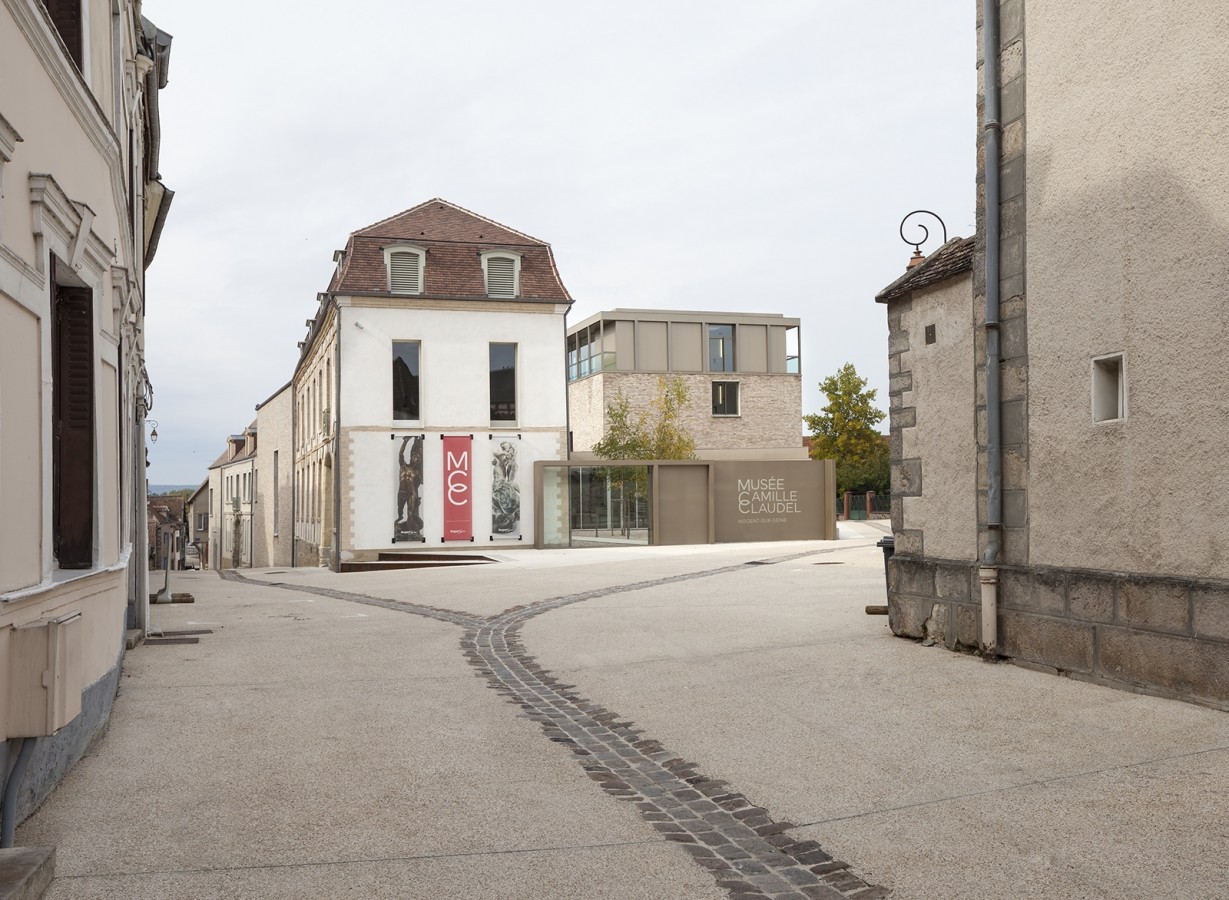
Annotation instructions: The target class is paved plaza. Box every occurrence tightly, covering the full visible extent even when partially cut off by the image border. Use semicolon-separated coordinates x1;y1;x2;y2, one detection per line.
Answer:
17;526;1229;899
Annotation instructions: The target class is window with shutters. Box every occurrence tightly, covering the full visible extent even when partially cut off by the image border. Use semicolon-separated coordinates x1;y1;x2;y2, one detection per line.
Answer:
481;252;521;298
383;245;425;295
51;261;95;569
41;0;83;71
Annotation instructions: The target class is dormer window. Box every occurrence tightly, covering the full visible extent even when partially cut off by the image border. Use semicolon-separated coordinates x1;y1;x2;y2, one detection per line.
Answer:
384;245;425;295
481;251;521;298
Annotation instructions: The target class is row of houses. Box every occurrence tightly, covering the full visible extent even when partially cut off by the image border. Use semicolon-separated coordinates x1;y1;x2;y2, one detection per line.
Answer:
187;199;813;569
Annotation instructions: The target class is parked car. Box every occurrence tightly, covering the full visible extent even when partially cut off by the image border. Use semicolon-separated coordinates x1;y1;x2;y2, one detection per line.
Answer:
184;544;201;570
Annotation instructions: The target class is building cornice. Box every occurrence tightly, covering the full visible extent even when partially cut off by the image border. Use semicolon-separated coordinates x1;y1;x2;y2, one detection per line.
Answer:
336;295;564;315
29;172;115;283
0;111;22;161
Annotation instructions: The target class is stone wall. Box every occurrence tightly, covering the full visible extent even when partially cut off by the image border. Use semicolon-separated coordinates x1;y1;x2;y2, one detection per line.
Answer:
974;0;1030;567
570;372;803;455
885;0;1229;708
889;554;1229;708
888;276;977;561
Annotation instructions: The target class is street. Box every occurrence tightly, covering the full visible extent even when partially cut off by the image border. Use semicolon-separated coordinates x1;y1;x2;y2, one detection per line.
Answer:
19;532;1229;899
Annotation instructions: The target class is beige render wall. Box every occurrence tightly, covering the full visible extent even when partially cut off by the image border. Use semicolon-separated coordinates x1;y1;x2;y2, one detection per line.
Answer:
0;298;42;592
1024;2;1229;579
572;372;804;456
0;3;124;267
254;386;293;567
898;277;977;561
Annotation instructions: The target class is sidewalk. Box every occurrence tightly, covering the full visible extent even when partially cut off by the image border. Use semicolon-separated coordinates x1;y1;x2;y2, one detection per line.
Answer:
17;539;1229;899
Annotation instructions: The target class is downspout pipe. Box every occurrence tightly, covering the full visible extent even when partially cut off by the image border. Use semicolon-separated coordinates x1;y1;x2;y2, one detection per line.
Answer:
290;378;297;568
1;737;35;847
332;298;342;572
980;0;1003;658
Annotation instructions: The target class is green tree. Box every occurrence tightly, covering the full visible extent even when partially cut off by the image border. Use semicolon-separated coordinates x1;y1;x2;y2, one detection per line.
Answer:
805;363;889;494
591;376;697;535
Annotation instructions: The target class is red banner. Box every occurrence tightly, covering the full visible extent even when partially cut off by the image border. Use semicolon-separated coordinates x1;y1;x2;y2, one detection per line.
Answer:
442;435;472;541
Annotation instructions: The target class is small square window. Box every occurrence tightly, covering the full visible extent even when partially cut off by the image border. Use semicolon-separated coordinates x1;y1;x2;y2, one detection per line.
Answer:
712;381;739;416
1092;353;1125;423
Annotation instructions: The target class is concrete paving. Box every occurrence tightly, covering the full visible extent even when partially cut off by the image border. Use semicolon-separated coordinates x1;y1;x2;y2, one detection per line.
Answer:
17;534;1229;899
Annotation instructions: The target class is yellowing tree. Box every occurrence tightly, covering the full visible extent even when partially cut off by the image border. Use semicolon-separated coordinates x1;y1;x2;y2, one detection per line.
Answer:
805;363;889;494
592;376;697;462
591;376;696;536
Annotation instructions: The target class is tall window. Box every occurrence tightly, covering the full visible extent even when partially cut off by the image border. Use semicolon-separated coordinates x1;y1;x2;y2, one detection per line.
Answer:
708;324;735;372
52;268;94;568
393;341;421;420
490;343;517;423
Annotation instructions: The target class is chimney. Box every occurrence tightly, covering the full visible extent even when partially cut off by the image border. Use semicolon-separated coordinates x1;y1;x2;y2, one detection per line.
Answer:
906;249;925;269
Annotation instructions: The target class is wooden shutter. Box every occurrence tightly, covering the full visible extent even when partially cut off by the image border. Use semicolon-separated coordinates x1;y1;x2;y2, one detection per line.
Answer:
41;0;83;71
389;251;421;293
53;281;95;568
486;256;516;297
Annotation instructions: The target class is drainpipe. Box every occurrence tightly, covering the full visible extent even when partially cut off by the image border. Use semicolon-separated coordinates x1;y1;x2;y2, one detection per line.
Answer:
290;374;297;568
332;301;342;572
980;0;1003;658
1;738;35;847
249;455;255;568
563;307;571;459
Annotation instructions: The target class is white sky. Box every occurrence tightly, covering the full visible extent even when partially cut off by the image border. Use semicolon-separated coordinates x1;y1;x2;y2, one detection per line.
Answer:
143;0;975;485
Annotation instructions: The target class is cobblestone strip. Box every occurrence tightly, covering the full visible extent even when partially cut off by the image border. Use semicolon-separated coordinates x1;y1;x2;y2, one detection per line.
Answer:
463;556;888;900
220;552;887;898
218;569;484;629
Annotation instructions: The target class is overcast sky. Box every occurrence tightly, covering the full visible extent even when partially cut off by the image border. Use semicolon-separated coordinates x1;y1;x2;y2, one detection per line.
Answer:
143;1;975;486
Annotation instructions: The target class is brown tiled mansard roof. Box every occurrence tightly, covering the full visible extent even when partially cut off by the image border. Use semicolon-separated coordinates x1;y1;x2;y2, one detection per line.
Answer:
328;198;572;303
875;236;974;304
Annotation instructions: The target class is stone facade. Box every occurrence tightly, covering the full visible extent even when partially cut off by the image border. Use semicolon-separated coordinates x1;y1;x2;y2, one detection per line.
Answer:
880;1;1229;709
253;384;293;568
567;309;806;460
890;559;1229;708
575;371;803;457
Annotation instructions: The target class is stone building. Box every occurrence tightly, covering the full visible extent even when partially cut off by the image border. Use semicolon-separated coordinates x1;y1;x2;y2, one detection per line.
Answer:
0;0;173;827
880;2;1229;707
208;425;256;569
185;480;209;568
567;309;805;460
253;383;293;568
294;199;572;566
